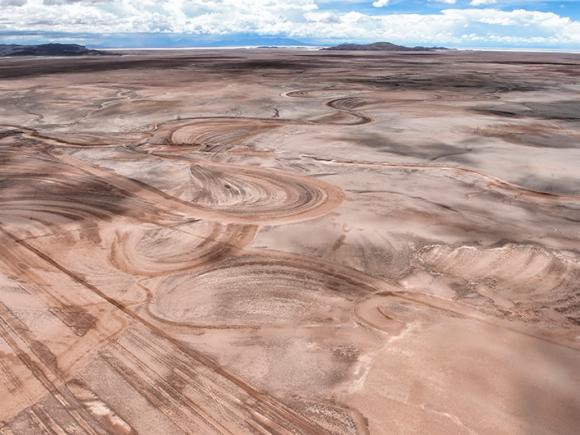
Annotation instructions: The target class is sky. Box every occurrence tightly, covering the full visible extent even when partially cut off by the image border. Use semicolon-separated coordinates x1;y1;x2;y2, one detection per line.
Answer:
1;0;580;49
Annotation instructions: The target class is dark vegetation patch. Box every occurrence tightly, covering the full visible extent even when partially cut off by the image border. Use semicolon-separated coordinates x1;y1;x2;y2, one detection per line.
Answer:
474;124;580;149
516;174;580;195
0;55;245;79
348;74;542;93
473;101;580;121
523;101;580;120
340;132;476;164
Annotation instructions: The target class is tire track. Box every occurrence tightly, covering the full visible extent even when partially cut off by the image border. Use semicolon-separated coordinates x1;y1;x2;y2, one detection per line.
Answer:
299;153;580;203
53;151;345;225
0;226;331;434
146;250;390;329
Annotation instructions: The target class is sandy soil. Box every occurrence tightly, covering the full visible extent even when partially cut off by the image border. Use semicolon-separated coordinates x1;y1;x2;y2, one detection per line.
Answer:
0;49;579;434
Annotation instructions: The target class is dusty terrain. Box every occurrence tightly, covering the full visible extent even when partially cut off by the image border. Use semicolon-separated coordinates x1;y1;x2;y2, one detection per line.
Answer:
0;49;579;434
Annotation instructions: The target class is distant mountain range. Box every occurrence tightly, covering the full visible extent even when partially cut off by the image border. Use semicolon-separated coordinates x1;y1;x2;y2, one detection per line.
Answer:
323;42;449;52
0;41;450;56
0;43;107;57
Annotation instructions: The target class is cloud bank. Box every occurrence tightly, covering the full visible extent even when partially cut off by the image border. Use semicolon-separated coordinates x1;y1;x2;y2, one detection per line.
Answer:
0;0;579;47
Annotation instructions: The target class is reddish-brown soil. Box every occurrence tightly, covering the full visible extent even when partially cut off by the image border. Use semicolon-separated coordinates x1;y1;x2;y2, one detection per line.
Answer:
0;49;579;434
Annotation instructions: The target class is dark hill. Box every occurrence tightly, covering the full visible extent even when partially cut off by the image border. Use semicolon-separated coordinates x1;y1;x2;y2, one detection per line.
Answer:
0;43;108;57
323;42;448;52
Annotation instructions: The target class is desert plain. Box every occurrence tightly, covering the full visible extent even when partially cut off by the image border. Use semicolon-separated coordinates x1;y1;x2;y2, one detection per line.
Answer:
0;49;579;434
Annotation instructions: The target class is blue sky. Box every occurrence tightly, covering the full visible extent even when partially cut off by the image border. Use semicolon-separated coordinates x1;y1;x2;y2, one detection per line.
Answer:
322;0;580;17
1;0;580;48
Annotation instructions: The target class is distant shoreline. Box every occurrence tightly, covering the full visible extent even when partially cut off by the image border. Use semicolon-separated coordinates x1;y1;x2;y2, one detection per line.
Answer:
462;47;580;54
98;46;580;54
100;46;322;51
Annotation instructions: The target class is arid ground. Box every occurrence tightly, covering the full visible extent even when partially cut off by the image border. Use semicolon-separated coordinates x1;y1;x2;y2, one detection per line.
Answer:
0;49;579;434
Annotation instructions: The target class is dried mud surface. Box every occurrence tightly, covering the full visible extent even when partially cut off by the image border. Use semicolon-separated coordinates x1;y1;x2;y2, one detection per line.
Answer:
0;49;579;434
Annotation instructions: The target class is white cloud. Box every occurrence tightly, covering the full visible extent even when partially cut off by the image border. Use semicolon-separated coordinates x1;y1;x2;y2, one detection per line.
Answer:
297;8;580;45
0;1;579;47
372;0;390;7
470;0;497;6
0;0;26;5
